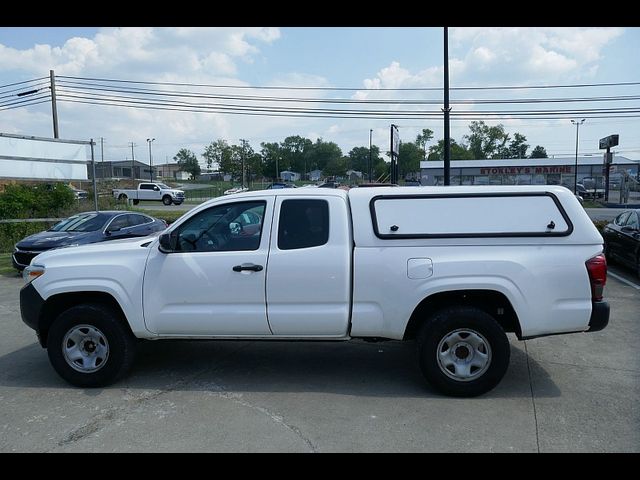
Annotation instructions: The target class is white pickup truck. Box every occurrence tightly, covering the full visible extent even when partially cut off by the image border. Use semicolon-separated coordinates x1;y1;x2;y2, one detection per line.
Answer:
112;182;185;206
19;186;609;396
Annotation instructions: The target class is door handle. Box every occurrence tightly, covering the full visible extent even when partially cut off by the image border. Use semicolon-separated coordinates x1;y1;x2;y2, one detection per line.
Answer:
232;263;263;272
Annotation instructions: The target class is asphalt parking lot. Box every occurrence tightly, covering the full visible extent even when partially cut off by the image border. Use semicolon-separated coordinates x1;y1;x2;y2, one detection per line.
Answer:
0;267;638;452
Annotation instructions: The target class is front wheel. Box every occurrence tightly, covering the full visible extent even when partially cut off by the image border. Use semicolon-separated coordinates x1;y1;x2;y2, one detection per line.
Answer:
162;195;172;206
46;303;137;388
417;306;510;397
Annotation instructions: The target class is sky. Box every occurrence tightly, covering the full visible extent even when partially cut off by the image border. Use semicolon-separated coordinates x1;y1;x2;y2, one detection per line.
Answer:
1;26;639;170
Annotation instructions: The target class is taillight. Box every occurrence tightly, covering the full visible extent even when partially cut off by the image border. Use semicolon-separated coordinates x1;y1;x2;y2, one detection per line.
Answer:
585;254;607;302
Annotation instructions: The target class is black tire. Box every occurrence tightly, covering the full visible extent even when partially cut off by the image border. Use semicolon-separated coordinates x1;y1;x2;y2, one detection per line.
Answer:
417;306;510;397
162;195;172;206
132;199;140;205
46;303;137;388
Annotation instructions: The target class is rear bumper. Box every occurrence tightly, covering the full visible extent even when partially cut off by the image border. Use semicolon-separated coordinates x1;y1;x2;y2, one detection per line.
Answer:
587;301;610;332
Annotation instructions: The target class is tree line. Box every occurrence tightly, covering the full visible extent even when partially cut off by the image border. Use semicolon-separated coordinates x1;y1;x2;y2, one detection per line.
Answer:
172;121;549;181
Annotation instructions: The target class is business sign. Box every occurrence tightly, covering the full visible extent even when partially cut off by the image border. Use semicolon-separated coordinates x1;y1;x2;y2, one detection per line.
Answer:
599;134;619;150
0;133;90;180
391;124;400;157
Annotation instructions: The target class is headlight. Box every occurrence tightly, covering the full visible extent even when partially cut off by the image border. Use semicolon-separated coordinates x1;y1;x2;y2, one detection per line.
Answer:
23;265;45;284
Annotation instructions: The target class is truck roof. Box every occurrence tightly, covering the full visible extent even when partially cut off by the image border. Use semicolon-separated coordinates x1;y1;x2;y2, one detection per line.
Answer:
229;184;577;200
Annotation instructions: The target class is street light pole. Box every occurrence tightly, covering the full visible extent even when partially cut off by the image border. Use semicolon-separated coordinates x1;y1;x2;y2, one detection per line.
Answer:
369;129;373;182
571;119;585;194
146;138;155;181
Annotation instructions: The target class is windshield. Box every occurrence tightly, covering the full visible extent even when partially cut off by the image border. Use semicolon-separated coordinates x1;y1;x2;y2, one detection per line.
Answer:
49;213;110;232
156;183;171;189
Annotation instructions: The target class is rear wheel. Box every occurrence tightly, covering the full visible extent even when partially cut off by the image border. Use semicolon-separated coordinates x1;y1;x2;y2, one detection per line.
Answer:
46;303;137;388
162;195;172;206
118;194;128;203
417;306;510;397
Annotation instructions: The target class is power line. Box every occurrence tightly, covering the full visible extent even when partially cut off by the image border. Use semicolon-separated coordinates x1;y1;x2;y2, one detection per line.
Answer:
0;76;48;90
54;90;640;117
56;97;640;122
0;99;51;111
56;74;640;91
54;80;640;105
0;82;50;99
0;93;51;109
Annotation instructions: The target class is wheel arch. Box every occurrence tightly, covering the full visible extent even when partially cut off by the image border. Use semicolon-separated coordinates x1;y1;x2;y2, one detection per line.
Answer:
38;291;133;348
403;289;522;341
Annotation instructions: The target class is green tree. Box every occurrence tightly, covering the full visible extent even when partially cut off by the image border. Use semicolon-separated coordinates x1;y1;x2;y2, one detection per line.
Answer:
464;121;510;159
323;155;347;178
260;141;283;179
530;145;548;158
347;145;383;178
415;128;434;160
280;135;313;175
427;139;473;161
224;139;255;185
173;148;201;179
508;132;529;159
203;139;231;171
398;142;424;179
306;138;342;178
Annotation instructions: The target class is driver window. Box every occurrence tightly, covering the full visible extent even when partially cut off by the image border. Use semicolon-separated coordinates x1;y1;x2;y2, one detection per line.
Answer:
175;201;266;252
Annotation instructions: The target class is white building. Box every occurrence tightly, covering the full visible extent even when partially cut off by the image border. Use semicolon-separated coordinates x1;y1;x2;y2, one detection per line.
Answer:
280;170;301;182
420;155;639;188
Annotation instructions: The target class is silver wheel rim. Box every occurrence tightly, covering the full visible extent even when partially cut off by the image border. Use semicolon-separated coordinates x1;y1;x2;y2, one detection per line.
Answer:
436;328;492;382
62;324;110;373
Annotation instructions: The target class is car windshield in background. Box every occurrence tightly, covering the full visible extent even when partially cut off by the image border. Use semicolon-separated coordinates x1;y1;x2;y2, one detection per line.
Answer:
49;213;110;232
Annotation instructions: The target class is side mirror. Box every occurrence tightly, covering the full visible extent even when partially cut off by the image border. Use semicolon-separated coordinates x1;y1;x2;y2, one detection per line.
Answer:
158;232;178;252
105;226;122;235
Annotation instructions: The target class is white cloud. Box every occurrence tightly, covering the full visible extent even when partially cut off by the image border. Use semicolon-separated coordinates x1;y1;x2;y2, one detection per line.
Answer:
450;27;624;83
0;27;283;165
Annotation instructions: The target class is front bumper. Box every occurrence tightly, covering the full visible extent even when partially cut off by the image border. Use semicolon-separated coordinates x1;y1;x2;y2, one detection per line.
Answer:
587;301;610;332
20;282;44;337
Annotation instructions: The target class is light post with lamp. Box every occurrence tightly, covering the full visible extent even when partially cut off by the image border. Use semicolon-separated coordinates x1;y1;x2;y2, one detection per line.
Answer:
571;119;585;194
146;138;155;181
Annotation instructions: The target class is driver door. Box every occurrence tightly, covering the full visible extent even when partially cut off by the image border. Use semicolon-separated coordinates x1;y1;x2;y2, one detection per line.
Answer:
143;198;273;336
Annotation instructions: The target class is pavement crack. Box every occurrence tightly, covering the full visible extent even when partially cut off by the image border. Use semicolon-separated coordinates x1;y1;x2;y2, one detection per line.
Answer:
53;342;254;450
207;388;318;452
524;341;541;453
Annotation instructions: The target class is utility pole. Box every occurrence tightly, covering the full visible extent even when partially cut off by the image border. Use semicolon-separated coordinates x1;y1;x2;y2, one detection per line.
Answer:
369;129;373;182
49;70;59;138
130;142;136;182
146;138;155;181
100;137;104;163
571;119;585;194
240;139;246;189
443;28;451;186
90;139;98;212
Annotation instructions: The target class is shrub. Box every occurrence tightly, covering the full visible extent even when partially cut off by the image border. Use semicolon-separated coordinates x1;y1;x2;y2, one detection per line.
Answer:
0;221;57;253
0;183;75;219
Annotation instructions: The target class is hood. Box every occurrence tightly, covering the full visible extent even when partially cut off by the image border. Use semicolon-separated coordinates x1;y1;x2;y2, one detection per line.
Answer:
16;230;94;249
32;235;157;266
